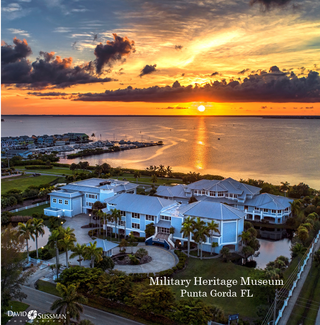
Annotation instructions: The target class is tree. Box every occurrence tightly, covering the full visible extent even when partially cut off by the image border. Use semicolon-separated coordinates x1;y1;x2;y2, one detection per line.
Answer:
79;320;95;325
192;217;206;257
280;181;290;195
70;243;87;266
151;174;158;184
166;166;173;177
220;246;231;262
18;219;35;262
110;208;121;239
60;235;76;268
95;164;103;177
133;171;141;182
70;163;78;173
51;283;87;325
290;200;302;217
1;226;30;310
297;226;309;245
211;242;218;255
180;216;195;257
145;223;155;238
95;256;115;271
242;246;255;264
48;227;65;278
207;220;220;244
31;218;45;259
84;241;103;268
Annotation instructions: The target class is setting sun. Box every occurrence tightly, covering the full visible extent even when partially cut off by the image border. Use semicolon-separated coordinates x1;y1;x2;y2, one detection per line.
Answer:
198;105;206;112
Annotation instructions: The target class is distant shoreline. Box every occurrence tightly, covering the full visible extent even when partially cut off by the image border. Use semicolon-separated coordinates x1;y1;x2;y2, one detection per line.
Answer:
1;115;320;119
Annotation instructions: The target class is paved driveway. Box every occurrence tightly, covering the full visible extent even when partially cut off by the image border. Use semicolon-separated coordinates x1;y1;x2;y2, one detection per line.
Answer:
62;213;93;245
113;246;178;274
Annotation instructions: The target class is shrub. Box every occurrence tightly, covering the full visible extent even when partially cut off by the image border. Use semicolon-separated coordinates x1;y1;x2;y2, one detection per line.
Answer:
95;256;115;271
129;254;140;265
135;248;148;258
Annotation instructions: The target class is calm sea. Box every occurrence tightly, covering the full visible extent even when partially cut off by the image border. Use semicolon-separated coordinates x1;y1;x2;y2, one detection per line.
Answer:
2;116;320;189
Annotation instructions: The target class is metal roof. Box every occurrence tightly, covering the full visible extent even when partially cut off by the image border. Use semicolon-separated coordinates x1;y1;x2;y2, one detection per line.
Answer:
245;193;293;210
106;193;176;216
178;201;245;221
154;220;171;228
49;190;83;198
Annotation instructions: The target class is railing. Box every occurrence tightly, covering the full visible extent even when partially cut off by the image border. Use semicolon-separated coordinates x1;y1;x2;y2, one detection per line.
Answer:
11;201;49;213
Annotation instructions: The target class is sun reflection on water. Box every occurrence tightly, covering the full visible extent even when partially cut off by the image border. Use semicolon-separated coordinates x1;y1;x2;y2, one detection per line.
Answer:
194;118;208;170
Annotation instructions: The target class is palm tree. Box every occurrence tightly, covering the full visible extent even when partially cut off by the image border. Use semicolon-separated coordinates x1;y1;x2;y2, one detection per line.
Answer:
70;243;87;266
134;171;141;182
192;217;206;257
59;235;76;268
51;283;87;325
151;174;158;184
211;242;219;255
31;218;45;259
207;220;220;252
48;226;65;278
110;208;121;239
198;227;210;260
280;181;290;196
18;219;35;262
63;226;76;240
96;210;104;236
290;200;302;217
291;242;307;258
180;216;195;257
239;231;251;246
166;166;173;177
84;241;103;268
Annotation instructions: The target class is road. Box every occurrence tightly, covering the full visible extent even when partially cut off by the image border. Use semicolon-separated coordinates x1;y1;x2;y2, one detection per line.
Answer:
21;286;143;325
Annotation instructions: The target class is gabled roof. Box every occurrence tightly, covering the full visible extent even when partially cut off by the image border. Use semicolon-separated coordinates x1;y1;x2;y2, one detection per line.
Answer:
105;193;177;216
245;193;293;210
156;184;188;199
178;201;245;221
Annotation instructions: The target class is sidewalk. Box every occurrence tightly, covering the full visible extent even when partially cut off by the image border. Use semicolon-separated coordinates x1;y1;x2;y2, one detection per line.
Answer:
278;237;320;325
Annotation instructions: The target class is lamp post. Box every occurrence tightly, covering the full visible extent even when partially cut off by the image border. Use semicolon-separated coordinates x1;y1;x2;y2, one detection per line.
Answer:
89;213;92;226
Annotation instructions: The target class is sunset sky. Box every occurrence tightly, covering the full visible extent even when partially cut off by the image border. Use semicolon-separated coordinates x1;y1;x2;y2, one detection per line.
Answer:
2;0;320;115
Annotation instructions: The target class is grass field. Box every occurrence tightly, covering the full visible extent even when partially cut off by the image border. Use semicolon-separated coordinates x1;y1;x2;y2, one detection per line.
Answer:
1;175;61;193
1;300;29;324
111;173;183;186
171;257;260;319
289;263;320;324
16;166;77;175
12;204;50;216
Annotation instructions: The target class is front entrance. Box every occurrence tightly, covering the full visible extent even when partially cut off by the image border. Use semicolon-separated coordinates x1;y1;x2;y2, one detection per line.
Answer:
157;227;170;234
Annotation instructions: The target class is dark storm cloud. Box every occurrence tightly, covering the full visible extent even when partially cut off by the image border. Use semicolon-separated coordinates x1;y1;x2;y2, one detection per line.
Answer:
250;0;292;11
175;45;183;50
94;33;135;74
1;37;32;64
238;68;250;75
1;38;114;89
211;72;219;76
27;92;70;96
157;106;189;109
75;66;320;103
139;64;157;77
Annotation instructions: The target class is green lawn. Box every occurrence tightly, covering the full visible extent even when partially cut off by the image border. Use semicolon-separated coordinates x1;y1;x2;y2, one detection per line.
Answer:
16;166;76;175
288;263;320;324
1;300;29;324
111;173;183;186
1;175;60;194
12;204;50;216
171;257;260;319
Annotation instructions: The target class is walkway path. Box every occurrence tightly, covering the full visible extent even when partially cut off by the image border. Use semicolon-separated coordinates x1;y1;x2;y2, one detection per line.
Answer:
278;238;320;325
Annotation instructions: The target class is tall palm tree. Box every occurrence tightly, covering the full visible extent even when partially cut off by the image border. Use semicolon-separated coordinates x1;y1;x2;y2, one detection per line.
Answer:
96;210;104;236
31;218;45;259
18;219;35;262
196;227;210;260
51;283;87;325
207;220;220;252
211;242;219;255
70;243;87;266
48;226;65;278
63;226;76;240
84;241;103;268
180;216;195;257
290;200;302;217
110;208;121;239
59;235;76;268
192;217;206;257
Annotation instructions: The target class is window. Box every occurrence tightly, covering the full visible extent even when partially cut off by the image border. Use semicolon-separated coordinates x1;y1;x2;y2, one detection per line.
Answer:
64;200;68;205
86;194;97;199
161;215;171;221
119;220;125;226
53;198;57;203
263;209;268;213
278;210;282;213
88;202;93;207
210;191;214;196
218;192;224;197
132;213;140;219
201;190;206;195
146;215;155;221
58;199;63;204
120;211;126;216
272;210;277;214
132;223;140;229
255;207;260;211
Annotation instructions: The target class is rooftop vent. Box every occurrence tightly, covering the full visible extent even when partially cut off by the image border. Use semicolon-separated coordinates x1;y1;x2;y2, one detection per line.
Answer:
99;181;111;186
